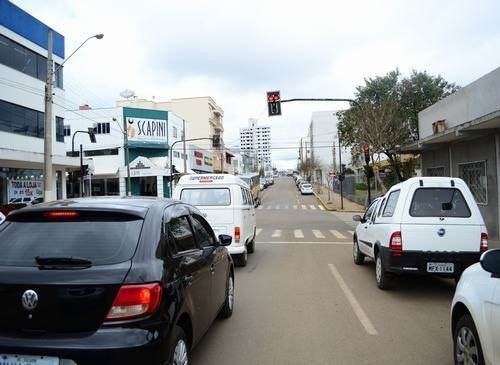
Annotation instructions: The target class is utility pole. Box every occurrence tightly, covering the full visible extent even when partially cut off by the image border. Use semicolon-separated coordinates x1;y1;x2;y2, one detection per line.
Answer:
43;30;54;202
182;119;187;173
338;131;344;210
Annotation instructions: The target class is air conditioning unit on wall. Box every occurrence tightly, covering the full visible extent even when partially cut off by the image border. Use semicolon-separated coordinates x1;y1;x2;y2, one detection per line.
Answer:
432;120;446;134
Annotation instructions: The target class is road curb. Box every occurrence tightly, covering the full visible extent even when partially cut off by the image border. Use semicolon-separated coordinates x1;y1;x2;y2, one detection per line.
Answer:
314;191;364;213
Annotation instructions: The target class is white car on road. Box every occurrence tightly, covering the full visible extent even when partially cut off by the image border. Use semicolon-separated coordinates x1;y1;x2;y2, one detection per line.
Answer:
300;183;313;195
451;248;500;365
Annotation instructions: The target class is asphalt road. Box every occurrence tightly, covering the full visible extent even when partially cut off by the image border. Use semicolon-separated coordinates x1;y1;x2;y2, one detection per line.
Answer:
191;177;456;365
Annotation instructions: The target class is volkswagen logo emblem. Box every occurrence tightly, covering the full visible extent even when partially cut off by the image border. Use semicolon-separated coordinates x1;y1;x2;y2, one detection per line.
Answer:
21;289;38;311
437;228;446;237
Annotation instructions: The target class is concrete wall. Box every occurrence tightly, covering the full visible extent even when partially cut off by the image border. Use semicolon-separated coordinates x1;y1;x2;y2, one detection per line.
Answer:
419;67;500;139
421;134;499;240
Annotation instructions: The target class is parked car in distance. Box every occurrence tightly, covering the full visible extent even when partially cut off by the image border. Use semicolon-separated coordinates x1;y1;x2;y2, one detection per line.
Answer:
300;183;314;195
0;197;235;365
260;177;268;189
174;174;257;267
352;177;488;289
451;249;500;365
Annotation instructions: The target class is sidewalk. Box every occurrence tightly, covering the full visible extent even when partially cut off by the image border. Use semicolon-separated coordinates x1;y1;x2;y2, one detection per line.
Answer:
313;183;365;212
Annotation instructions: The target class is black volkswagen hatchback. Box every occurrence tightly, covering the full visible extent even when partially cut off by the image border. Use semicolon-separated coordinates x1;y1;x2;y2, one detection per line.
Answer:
0;197;234;365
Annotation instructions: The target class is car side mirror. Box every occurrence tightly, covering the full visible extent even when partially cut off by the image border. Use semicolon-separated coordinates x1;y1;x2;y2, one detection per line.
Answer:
218;234;232;246
352;215;362;222
480;249;500;277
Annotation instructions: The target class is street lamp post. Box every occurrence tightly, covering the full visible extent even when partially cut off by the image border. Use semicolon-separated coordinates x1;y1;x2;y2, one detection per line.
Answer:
43;31;103;202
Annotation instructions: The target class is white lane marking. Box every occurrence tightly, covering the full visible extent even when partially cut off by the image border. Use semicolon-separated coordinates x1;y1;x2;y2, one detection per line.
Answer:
348;230;354;235
330;230;346;239
284;204;289;209
309;205;317;210
275;205;280;210
328;263;378;336
301;204;307;210
266;206;272;210
257;205;263;210
318;205;325;211
260;241;350;245
294;229;304;238
272;229;282;237
293;205;298;209
312;230;325;239
256;228;263;236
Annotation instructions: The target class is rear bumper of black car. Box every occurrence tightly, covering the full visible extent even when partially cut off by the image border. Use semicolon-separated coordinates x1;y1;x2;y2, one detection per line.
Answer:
379;247;481;277
0;326;168;365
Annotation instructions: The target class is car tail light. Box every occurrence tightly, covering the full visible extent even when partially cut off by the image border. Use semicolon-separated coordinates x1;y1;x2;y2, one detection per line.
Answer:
234;226;240;243
480;233;488;253
43;211;79;218
389;231;402;252
106;283;162;321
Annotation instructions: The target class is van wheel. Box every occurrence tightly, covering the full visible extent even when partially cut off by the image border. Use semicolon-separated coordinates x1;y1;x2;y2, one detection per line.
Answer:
236;250;247;267
375;253;392;290
353;237;365;265
247;238;255;254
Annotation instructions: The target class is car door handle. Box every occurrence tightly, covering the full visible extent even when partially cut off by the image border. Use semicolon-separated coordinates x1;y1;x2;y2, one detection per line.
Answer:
183;275;193;286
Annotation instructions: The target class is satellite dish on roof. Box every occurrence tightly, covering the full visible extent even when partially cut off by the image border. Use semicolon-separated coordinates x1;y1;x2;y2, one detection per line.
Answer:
120;89;135;99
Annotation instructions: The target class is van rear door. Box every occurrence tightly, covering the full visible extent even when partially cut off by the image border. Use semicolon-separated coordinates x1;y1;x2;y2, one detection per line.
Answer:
401;183;483;253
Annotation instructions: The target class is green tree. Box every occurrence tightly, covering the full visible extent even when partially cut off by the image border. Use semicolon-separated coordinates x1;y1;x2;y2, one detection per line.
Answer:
338;69;459;182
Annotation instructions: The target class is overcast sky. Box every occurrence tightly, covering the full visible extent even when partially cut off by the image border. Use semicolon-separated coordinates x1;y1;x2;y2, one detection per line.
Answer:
12;0;500;169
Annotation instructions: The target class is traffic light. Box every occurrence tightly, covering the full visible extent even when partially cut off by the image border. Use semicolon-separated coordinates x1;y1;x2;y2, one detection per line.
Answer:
212;135;221;148
267;91;281;116
362;145;370;164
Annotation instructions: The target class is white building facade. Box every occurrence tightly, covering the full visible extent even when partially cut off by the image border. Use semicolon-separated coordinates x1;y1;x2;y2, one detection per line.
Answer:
63;106;187;198
239;118;271;172
0;2;78;208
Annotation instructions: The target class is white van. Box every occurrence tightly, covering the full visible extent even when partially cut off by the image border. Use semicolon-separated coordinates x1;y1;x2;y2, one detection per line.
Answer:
353;177;488;289
173;174;257;266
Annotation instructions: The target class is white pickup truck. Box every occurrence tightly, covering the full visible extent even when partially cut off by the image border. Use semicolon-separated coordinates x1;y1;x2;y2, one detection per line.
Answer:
352;177;488;289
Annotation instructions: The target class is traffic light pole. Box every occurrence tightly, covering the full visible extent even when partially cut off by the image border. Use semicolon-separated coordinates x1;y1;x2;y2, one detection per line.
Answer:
338;131;344;210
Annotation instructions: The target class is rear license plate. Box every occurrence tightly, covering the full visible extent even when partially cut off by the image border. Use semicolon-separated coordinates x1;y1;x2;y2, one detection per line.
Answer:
0;354;59;365
427;262;454;273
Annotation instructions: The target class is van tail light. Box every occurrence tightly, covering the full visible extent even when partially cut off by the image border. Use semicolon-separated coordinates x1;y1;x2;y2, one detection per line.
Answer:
480;233;488;253
106;283;162;321
389;231;402;252
234;226;240;243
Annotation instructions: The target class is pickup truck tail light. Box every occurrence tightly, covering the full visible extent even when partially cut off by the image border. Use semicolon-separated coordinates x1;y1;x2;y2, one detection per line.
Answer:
106;283;162;321
234;226;240;243
389;231;402;252
480;233;488;253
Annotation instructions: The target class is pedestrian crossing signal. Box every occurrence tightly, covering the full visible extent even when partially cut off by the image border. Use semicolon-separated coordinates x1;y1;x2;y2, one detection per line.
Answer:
267;91;282;116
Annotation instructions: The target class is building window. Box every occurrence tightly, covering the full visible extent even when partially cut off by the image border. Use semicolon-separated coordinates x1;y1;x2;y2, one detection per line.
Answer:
0;34;63;88
173;151;180;158
63;125;71;137
0;99;46;138
172;126;178;138
94;122;110;134
426;167;445;176
459;161;487;205
55;117;64;142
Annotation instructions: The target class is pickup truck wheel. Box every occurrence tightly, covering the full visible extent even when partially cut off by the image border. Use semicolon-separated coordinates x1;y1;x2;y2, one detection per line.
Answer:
454;314;484;365
353;238;365;265
247;237;255;254
375;253;391;289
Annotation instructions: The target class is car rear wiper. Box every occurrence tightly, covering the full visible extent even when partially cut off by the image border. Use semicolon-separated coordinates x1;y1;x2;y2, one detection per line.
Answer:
35;256;92;269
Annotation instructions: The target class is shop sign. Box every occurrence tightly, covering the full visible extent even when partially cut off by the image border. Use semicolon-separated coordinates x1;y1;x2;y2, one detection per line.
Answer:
8;180;43;200
127;117;167;142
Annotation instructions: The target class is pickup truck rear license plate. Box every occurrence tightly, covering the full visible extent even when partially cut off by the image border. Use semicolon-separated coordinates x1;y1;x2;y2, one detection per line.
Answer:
0;354;59;365
427;262;454;273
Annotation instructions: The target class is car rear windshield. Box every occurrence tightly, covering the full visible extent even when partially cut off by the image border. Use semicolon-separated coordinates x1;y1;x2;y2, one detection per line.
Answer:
0;213;143;266
409;188;471;217
180;188;231;206
302;184;312;187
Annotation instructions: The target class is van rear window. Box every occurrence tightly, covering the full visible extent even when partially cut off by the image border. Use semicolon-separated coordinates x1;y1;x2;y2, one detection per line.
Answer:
409;188;471;217
180;188;231;206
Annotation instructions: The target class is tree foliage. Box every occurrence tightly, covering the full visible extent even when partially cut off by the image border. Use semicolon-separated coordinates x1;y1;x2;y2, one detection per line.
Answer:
338;69;459;181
